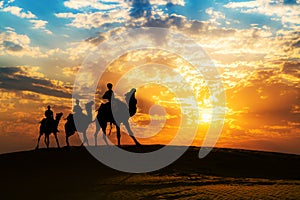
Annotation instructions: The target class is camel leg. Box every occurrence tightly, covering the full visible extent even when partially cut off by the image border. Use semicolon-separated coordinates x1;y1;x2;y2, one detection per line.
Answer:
102;126;109;146
45;134;49;148
82;131;89;146
54;133;60;148
47;135;50;148
35;133;43;149
100;122;108;146
123;121;140;146
94;122;100;146
66;134;70;147
36;133;42;149
108;122;113;135
116;124;121;147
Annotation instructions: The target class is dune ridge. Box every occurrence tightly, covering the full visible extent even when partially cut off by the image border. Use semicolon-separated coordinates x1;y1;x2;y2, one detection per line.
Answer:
0;146;299;199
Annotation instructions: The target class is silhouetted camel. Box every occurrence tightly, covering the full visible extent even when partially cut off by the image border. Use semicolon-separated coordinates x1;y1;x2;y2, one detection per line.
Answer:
36;112;63;149
65;101;94;146
64;113;75;147
94;92;140;146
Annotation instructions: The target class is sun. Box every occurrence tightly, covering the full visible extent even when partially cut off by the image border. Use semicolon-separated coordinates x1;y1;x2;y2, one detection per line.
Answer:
201;113;212;123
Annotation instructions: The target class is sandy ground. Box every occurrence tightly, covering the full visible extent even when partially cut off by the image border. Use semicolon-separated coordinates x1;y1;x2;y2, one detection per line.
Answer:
93;174;300;199
0;146;299;199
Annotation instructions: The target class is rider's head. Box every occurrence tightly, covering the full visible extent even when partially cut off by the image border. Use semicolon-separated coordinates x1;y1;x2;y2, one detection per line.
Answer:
76;99;79;105
47;105;51;109
107;83;113;90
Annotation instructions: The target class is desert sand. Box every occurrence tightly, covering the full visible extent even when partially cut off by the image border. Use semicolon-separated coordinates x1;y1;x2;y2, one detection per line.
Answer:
0;145;299;199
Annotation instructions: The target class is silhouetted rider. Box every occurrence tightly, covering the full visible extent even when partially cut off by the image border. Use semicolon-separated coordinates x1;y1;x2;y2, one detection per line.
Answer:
73;99;82;115
102;83;114;102
45;105;54;120
98;83;115;121
44;105;56;131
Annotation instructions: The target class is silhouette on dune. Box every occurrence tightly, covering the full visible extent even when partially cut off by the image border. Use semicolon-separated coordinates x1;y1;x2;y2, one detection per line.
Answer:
65;100;94;147
94;86;140;147
36;84;140;148
36;111;63;149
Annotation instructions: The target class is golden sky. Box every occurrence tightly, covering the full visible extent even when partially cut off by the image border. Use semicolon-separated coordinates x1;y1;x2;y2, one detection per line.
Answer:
0;0;299;154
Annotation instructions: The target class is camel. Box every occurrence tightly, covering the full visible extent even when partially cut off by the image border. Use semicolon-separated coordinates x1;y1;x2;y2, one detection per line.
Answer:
36;112;63;149
94;89;140;147
65;101;94;146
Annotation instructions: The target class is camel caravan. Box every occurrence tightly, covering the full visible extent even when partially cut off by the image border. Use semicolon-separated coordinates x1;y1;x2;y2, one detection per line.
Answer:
35;83;140;149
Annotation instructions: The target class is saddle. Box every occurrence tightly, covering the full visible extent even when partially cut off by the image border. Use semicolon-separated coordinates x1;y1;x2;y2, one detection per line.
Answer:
40;117;55;133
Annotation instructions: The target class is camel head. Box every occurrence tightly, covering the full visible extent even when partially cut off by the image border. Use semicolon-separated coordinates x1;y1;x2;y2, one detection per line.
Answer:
85;101;94;109
55;112;63;121
85;101;94;120
85;101;94;116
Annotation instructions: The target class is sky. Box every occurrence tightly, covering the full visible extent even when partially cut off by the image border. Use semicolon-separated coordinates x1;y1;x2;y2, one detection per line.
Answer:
0;0;299;155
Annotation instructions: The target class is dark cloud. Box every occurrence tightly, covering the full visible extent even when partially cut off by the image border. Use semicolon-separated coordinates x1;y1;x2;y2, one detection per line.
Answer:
85;34;106;45
0;67;71;98
282;61;300;77
3;41;23;52
129;0;152;19
143;14;186;28
189;20;207;33
292;40;300;48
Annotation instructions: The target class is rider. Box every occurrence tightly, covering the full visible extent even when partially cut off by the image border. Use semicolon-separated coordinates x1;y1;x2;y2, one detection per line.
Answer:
98;83;115;121
102;83;114;102
44;105;55;130
45;105;54;121
73;99;82;115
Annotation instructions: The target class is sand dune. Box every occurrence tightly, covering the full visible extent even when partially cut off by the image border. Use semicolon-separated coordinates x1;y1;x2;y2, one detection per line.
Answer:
0;146;299;199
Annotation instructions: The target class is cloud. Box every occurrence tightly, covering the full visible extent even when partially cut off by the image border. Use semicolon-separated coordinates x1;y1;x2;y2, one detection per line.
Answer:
55;9;128;29
0;66;71;98
129;0;152;19
2;40;23;51
1;5;52;34
223;0;300;27
2;6;36;18
205;7;226;25
55;0;187;29
152;0;185;6
29;19;53;34
0;1;3;8
224;1;259;9
282;60;300;77
62;66;80;77
0;30;46;57
292;39;300;47
63;0;121;10
29;19;47;29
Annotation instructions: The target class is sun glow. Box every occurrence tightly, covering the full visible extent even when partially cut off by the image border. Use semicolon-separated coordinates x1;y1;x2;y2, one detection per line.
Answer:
201;113;212;123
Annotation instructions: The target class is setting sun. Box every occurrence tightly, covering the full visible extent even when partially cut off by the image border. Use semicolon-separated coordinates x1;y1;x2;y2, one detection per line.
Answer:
201;113;212;123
